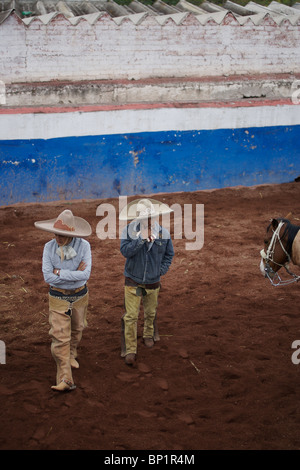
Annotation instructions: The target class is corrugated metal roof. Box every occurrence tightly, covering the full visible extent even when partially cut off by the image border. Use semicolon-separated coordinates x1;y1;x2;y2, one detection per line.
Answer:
0;0;300;25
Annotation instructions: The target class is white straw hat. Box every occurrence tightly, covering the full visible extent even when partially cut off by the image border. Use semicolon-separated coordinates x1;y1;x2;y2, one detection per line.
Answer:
34;209;92;237
119;198;173;221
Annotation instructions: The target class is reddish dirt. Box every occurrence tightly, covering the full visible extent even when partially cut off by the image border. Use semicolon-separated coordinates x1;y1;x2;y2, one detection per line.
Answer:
1;182;300;451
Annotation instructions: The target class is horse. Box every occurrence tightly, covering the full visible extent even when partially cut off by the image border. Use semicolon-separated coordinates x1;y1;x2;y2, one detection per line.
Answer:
260;216;300;286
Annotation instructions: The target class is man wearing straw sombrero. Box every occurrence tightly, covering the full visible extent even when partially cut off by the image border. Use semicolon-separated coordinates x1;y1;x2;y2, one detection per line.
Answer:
35;209;92;392
119;198;174;366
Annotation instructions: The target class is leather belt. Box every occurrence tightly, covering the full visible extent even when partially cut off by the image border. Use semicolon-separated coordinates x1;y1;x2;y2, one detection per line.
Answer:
49;284;87;296
125;277;160;290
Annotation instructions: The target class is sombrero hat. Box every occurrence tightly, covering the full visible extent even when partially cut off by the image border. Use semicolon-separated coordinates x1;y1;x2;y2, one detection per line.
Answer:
34;209;92;237
119;198;173;221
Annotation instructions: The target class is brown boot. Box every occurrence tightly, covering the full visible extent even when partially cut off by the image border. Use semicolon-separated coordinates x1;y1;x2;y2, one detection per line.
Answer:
144;337;154;348
51;379;76;392
125;353;136;365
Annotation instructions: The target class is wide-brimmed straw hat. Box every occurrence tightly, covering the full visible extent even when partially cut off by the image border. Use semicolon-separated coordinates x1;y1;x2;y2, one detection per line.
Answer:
119;198;173;221
34;209;92;237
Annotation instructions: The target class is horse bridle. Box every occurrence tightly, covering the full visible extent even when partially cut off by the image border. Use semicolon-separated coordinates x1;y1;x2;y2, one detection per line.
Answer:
260;220;300;286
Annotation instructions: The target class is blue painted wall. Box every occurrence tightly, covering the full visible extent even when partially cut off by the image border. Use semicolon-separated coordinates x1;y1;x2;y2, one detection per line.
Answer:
0;124;299;205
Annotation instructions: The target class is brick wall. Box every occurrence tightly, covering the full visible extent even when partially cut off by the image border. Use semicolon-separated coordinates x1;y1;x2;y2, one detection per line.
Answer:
0;12;299;84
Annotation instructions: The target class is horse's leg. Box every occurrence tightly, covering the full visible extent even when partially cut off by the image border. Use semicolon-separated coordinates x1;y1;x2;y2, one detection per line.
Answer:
291;231;300;266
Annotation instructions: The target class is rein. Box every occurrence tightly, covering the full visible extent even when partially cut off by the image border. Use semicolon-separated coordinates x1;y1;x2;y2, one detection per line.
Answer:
261;220;300;287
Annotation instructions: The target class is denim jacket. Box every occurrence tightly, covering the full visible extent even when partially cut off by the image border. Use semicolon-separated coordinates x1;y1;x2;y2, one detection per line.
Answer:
120;221;174;284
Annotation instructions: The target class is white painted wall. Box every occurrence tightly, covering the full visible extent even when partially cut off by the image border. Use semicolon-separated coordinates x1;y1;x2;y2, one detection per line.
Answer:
0;12;299;84
0;103;299;140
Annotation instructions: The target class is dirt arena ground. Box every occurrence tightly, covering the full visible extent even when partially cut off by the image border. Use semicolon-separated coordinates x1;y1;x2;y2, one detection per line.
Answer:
1;181;300;452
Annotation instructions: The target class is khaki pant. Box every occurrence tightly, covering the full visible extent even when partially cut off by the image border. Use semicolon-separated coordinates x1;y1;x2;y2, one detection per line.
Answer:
48;293;88;385
122;285;160;356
